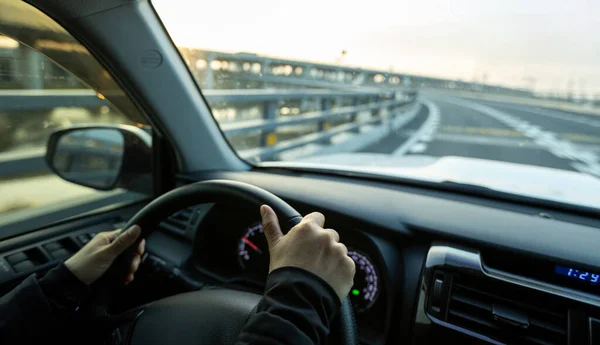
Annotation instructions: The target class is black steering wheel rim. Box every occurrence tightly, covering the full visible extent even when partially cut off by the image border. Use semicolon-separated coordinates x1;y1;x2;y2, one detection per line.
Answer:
110;179;357;345
123;179;303;236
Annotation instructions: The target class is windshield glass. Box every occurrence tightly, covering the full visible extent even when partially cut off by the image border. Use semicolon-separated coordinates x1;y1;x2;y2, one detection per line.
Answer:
153;0;600;210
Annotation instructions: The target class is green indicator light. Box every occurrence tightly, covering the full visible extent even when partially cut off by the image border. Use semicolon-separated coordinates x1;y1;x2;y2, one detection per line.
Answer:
352;289;360;296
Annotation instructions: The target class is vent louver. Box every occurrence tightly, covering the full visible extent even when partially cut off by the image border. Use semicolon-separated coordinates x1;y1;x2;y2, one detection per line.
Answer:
446;275;567;345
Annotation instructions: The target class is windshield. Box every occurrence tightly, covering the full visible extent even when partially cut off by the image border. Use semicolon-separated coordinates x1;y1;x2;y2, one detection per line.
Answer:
153;0;600;210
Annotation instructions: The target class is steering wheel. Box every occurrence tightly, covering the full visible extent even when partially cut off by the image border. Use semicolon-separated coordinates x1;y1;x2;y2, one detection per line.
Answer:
102;179;358;345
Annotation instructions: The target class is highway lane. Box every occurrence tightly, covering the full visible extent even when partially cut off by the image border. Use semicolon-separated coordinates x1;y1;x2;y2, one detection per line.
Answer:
357;104;429;154
360;97;600;176
476;100;600;139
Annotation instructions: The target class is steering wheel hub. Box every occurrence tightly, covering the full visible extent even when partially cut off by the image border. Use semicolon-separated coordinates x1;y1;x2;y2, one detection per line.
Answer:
130;289;260;345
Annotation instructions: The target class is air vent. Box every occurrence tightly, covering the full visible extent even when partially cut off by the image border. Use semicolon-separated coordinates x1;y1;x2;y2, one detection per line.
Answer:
447;275;567;345
159;207;196;235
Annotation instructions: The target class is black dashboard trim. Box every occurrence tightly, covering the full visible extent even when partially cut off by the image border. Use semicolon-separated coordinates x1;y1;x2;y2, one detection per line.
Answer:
393;241;429;342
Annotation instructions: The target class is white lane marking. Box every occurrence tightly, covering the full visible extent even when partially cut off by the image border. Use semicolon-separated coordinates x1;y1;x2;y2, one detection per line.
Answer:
393;100;440;156
493;103;600;128
409;143;428;153
446;98;600;178
396;130;600;152
428;132;538;149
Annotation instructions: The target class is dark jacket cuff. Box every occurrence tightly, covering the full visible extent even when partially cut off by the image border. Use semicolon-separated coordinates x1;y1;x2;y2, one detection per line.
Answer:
237;266;342;345
267;266;341;318
265;267;341;333
39;263;90;311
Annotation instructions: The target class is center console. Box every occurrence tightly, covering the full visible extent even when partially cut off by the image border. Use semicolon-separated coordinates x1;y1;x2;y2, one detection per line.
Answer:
413;245;600;345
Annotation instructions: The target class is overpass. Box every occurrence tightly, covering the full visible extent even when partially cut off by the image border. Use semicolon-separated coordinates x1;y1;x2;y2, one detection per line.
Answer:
178;48;534;98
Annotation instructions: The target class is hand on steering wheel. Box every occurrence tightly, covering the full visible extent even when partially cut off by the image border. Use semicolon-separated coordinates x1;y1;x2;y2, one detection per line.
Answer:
65;226;146;285
261;205;356;301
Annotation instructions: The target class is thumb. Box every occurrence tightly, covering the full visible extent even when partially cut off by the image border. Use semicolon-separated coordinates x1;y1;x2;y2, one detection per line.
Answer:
260;205;283;249
108;225;142;256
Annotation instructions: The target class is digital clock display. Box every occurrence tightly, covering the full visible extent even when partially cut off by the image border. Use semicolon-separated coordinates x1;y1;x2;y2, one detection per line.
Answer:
555;266;600;285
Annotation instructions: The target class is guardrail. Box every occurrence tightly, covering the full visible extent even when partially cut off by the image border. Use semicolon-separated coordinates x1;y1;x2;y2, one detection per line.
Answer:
0;88;414;109
0;88;418;177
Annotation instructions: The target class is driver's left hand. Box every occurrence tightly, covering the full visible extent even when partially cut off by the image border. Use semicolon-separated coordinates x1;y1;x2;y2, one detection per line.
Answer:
64;225;145;285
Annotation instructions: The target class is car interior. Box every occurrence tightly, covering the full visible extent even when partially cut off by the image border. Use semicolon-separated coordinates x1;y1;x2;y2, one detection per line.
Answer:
1;1;600;345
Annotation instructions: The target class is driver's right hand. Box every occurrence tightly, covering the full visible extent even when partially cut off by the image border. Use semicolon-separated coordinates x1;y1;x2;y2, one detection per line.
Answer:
260;205;356;302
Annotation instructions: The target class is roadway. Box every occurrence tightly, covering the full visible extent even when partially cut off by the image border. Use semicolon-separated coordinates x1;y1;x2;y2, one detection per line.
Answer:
359;96;600;177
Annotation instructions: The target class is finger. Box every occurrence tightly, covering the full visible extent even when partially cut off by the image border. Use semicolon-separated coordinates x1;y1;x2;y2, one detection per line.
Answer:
106;229;121;242
108;225;142;256
325;228;340;242
346;256;357;276
130;255;141;273
303;212;325;227
87;229;120;246
335;242;348;255
137;239;146;256
261;205;283;249
124;273;135;285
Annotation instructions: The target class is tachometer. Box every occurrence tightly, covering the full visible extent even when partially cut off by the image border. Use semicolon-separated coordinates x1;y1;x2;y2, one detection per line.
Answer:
238;222;269;276
238;225;380;312
348;250;380;312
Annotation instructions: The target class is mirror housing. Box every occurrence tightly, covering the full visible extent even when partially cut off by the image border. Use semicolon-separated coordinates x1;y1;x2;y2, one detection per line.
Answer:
46;124;153;194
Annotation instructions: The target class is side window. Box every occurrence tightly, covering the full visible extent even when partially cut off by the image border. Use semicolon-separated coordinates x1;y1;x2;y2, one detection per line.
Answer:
0;34;147;229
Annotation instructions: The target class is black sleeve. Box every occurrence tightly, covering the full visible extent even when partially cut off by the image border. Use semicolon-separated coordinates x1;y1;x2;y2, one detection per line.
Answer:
0;263;90;342
236;267;341;345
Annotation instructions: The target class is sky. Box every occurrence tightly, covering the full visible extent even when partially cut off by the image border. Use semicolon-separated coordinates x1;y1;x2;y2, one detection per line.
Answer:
152;0;600;95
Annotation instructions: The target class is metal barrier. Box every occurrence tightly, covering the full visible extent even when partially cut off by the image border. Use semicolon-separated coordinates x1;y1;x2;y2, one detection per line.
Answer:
0;88;418;177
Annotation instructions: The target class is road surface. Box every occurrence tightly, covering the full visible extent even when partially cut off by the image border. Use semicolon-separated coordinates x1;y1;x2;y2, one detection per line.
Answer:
359;95;600;177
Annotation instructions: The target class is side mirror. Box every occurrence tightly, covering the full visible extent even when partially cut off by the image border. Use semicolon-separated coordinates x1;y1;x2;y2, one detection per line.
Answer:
46;125;153;194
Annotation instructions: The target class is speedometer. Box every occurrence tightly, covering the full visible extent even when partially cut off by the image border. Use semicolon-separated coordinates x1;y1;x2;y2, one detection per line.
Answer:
348;250;380;312
238;222;269;276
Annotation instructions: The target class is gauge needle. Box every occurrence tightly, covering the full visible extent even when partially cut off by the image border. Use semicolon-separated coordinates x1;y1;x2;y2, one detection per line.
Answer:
243;237;263;254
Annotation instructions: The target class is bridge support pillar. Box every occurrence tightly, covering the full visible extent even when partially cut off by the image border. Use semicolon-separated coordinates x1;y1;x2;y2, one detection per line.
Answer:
372;96;385;125
202;52;215;89
260;101;278;147
318;98;333;144
261;60;271;88
300;97;310;112
351;97;361;133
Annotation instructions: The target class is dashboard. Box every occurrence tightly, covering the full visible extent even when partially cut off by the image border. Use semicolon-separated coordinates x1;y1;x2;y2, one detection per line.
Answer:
189;203;392;342
1;168;600;345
